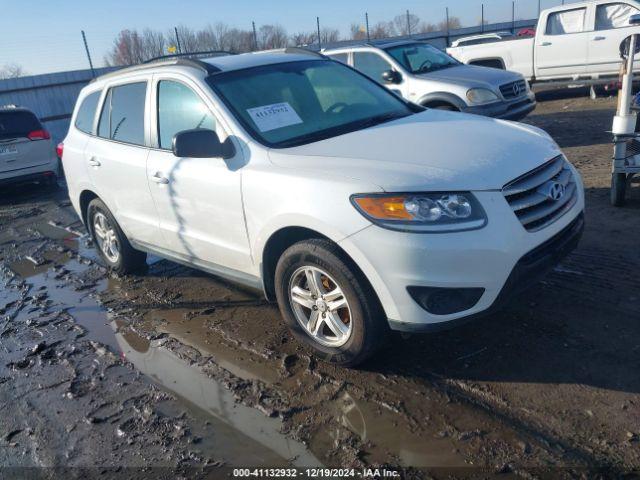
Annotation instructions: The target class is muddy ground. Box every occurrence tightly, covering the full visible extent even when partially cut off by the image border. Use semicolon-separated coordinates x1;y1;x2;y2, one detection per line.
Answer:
0;91;638;478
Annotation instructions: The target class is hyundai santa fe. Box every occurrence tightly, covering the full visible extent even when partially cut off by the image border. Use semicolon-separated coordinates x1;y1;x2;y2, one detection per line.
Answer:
61;48;584;366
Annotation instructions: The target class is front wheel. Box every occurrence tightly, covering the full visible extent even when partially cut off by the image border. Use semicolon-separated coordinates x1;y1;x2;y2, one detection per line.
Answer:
87;198;147;274
611;173;627;207
274;239;388;367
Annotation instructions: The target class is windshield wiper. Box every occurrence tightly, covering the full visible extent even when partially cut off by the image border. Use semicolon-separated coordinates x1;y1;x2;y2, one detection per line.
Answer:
354;111;409;130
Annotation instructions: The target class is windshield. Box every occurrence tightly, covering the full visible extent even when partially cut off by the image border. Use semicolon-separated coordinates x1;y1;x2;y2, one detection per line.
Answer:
207;60;414;148
385;43;459;74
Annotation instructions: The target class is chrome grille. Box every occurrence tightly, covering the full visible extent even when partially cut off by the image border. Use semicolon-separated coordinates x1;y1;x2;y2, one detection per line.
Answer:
499;79;527;99
503;156;578;232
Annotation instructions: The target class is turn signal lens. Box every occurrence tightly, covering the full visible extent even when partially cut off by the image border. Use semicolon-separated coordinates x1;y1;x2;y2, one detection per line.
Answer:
353;196;413;220
351;192;487;233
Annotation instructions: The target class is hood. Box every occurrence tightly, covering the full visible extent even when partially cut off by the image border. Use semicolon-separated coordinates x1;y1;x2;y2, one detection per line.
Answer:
417;64;523;89
268;110;561;192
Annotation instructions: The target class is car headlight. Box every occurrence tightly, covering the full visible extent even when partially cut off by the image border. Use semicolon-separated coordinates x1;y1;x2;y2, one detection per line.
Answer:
466;88;500;105
351;193;487;232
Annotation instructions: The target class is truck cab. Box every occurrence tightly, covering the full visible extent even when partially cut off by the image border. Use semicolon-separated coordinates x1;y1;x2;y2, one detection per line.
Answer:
448;0;640;82
538;1;640;78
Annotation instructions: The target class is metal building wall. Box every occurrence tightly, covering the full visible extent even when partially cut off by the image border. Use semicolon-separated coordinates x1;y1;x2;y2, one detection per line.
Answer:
0;67;118;145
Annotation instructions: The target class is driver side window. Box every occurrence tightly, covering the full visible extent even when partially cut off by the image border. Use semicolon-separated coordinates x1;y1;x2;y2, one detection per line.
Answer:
157;80;217;150
353;52;392;83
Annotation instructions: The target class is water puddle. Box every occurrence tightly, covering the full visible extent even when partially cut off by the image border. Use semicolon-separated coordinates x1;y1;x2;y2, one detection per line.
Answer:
6;221;470;468
140;309;280;384
7;252;321;467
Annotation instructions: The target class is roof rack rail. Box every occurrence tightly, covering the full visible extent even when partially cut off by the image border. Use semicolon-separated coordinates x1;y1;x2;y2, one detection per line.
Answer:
283;47;327;58
91;55;226;83
143;50;235;63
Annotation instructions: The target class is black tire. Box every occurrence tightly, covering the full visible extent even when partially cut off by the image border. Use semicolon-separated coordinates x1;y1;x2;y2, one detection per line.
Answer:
274;239;388;367
611;173;627;207
86;198;147;275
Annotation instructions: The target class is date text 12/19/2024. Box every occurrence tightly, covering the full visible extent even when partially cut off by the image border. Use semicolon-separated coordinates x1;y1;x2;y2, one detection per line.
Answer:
232;468;401;478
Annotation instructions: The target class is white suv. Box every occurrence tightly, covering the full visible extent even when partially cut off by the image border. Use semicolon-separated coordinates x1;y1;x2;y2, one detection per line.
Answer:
61;49;584;366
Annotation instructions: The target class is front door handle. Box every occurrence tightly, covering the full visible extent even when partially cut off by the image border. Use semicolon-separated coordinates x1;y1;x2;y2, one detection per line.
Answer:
88;157;101;167
540;41;552;46
151;172;169;184
593;35;606;41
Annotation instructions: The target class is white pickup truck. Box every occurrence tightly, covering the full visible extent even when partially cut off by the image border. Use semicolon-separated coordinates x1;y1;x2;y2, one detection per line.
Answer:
447;0;640;84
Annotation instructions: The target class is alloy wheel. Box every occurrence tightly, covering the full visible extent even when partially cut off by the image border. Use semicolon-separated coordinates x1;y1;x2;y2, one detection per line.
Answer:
288;266;352;347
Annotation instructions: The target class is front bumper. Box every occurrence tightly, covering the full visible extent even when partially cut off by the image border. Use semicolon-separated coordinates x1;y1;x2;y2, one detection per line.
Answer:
463;92;536;121
390;212;584;332
338;180;585;333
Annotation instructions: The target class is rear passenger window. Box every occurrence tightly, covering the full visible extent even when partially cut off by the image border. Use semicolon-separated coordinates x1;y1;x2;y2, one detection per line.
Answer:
97;82;147;146
157;80;216;150
74;91;101;134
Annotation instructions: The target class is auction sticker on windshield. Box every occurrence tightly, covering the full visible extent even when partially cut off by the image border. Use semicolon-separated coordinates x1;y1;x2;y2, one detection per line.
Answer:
247;102;303;132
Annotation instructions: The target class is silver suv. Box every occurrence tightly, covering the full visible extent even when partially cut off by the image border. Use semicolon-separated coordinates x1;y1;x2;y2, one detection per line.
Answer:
0;105;59;187
323;41;536;120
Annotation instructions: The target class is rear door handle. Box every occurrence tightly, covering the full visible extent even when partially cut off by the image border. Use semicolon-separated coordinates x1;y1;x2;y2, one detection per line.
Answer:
88;157;101;167
593;36;606;41
540;41;552;46
151;172;169;184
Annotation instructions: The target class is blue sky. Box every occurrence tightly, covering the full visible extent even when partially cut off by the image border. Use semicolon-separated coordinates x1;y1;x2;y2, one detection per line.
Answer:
3;0;570;75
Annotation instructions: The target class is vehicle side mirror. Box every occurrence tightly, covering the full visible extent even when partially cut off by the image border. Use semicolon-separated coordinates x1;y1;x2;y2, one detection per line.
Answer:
172;129;234;158
382;70;402;84
630;14;640;25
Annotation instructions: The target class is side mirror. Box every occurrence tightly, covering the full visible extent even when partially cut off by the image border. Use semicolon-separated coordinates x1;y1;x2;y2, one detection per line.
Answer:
172;129;233;158
630;14;640;25
381;69;402;84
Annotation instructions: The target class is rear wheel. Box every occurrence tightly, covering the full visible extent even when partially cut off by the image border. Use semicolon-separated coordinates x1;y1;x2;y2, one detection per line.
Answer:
87;198;147;274
274;239;388;367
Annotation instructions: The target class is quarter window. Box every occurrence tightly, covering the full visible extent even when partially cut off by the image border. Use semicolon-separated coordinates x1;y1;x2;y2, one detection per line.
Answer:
546;8;587;35
328;53;349;64
97;82;147;146
353;52;392;83
596;3;640;30
157;81;216;150
74;91;101;134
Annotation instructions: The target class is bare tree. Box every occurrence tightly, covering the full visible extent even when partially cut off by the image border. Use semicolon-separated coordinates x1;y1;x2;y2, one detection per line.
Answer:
320;28;340;44
0;63;26;79
141;29;167;59
258;24;288;49
419;22;439;33
350;23;367;40
439;16;462;31
394;12;421;36
291;31;318;46
370;21;395;39
105;29;145;66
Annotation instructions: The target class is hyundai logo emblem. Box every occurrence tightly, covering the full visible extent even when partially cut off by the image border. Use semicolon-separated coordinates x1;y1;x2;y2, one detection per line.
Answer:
538;181;566;201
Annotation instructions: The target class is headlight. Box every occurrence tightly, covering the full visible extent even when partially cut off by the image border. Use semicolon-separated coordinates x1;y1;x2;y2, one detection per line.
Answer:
466;88;499;105
351;193;487;232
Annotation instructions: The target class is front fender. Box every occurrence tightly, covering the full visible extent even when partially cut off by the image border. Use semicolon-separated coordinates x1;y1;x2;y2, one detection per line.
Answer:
417;91;467;110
